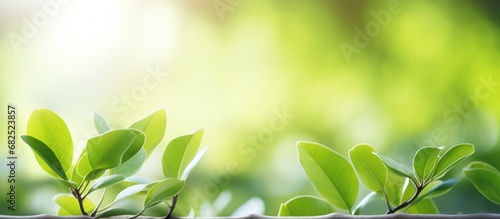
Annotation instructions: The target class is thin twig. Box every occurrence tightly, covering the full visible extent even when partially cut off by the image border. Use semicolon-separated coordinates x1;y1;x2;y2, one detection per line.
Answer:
165;194;179;219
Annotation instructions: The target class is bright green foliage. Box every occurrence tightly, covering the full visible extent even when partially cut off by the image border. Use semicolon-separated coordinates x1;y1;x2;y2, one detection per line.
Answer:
278;196;333;216
54;194;96;215
144;178;185;208
297;141;358;212
110;148;147;177
432;144;474;180
93;112;111;134
87;129;144;171
280;142;477;216
129;109;167;157
349;144;387;193
20;135;68;181
88;175;126;193
464;161;500;205
413;147;442;184
25;109;73;179
162;130;204;179
21;108;205;218
376;153;414;180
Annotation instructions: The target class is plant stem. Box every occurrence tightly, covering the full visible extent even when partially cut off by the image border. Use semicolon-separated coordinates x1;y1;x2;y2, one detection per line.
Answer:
71;188;88;216
165;194;179;219
386;186;423;214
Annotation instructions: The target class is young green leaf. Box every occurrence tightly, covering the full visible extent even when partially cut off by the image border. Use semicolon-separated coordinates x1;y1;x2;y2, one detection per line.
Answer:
20;135;68;180
162;130;204;179
115;184;149;203
74;151;106;183
26;108;73;178
375;153;414;180
144;178;185;209
69;164;84;186
53;193;95;215
88;175;125;193
432;143;474;180
76;152;92;179
413;147;442;184
417;178;460;201
384;172;406;206
87;129;142;171
464;161;500;205
94;112;111;134
181;146;208;180
401;177;416;203
349;144;387;193
297;141;358;212
125;176;152;184
120;131;145;163
353;192;379;215
110;148;147;177
405;199;438;214
278;196;334;216
129;109;167;157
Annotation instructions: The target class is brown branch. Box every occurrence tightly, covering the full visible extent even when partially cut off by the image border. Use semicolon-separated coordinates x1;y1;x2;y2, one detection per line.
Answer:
165;194;179;219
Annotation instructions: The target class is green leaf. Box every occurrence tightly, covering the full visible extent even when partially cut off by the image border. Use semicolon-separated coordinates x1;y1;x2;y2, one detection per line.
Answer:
144;178;185;208
406;199;438;214
384;172;406;206
181;146;208;180
464;161;500;205
401;177;416;203
349;144;387;193
76;152;92;178
162;130;204;179
53;193;95;215
111;149;147;177
353;192;380;215
278;196;334;216
375;153;414;180
432;143;474;180
102;183;149;211
297;141;358;212
413;147;442;184
129;109;167;157
89;175;125;193
418;178;461;201
74;151;105;183
115;184;149;202
125;176;152;184
94;112;111;134
20;135;68;180
87;129;142;171
96;208;137;218
59;179;78;189
26;108;73;178
69;164;83;186
120;131;145;163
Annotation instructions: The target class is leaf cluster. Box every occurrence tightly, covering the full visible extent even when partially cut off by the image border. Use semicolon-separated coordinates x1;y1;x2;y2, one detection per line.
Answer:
279;142;476;216
22;109;207;218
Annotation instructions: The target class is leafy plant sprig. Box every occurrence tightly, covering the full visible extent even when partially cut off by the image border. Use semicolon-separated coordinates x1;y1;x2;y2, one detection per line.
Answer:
279;142;475;216
21;108;207;218
464;161;500;205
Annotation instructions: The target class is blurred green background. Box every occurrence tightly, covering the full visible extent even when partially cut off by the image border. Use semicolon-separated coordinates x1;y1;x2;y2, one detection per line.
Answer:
1;0;499;216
